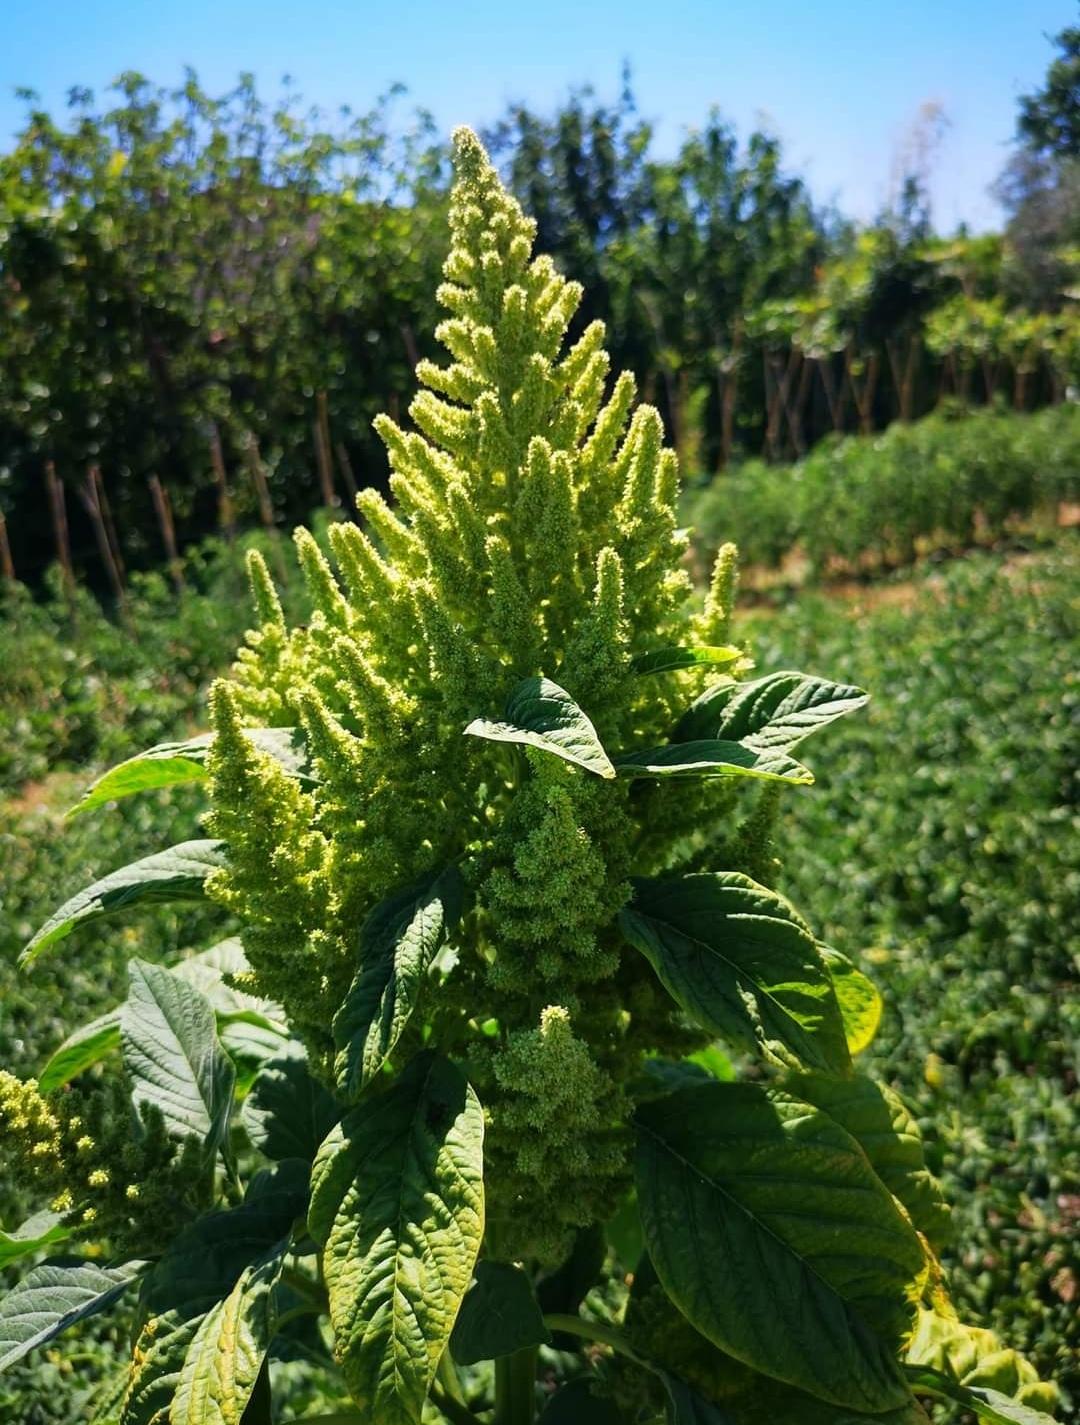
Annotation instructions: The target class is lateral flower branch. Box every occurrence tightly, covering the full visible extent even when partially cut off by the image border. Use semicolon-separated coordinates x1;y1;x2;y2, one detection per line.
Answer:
1;129;1060;1425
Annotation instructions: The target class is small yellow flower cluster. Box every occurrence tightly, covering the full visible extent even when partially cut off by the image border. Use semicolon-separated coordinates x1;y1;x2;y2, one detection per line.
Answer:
0;1071;209;1249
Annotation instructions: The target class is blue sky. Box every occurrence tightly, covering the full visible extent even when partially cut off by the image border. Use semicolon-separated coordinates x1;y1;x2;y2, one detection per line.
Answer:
2;1;1074;231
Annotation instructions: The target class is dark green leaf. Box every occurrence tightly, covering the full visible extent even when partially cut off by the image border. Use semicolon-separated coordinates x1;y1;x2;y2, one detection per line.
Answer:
242;1045;340;1163
783;1071;950;1246
613;740;812;784
309;1053;484;1425
465;675;615;779
37;1010;121;1094
660;1372;738;1425
121;959;236;1150
619;873;850;1072
333;866;464;1098
68;727;313;819
538;1377;631;1423
632;646;741;676
0;1212;70;1267
635;1080;924;1414
450;1260;551;1365
0;1259;145;1373
21;840;226;964
676;670;867;751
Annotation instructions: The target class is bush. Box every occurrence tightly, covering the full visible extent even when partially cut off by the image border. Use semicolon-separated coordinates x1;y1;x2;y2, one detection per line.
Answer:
685;402;1080;577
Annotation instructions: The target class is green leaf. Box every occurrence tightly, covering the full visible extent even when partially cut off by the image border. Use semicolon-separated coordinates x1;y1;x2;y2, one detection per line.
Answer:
20;840;226;965
613;740;813;784
450;1260;551;1365
0;1259;145;1373
170;1248;284;1425
174;938;286;1031
309;1052;484;1425
0;1211;70;1267
660;1372;738;1424
465;675;615;779
333;866;464;1098
68;727;313;818
819;946;882;1056
731;1373;931;1424
242;1044;340;1162
904;1366;1059;1425
635;1080;925;1414
121;959;236;1150
37;1010;122;1094
124;1162;308;1425
783;1072;950;1246
619;873;850;1072
632;646;741;676
538;1377;631;1423
676;670;868;751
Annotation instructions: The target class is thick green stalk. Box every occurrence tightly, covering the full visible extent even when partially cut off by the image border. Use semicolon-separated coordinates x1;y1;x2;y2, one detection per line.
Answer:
494;1345;538;1425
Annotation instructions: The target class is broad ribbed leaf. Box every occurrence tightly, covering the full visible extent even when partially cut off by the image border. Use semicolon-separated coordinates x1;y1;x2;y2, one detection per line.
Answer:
614;739;812;784
785;1072;950;1246
242;1045;340;1162
820;946;883;1056
0;1259;145;1373
21;840;226;964
904;1367;1058;1425
465;676;615;779
732;1374;930;1424
450;1261;551;1365
174;939;286;1030
69;727;312;818
619;873;849;1072
632;646;741;676
122;960;235;1150
676;670;868;750
123;1163;307;1425
309;1053;484;1425
0;1211;70;1267
333;866;464;1098
635;1080;924;1413
38;1010;122;1093
170;1249;284;1425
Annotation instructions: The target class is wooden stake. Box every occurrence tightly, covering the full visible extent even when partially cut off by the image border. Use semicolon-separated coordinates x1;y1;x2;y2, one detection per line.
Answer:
80;466;128;616
148;474;185;593
313;392;337;508
242;432;276;531
335;441;360;513
0;511;14;582
92;466;126;583
44;460;76;598
208;422;236;539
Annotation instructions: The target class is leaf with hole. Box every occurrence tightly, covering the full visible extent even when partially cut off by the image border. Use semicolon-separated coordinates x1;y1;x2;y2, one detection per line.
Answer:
465;675;615;778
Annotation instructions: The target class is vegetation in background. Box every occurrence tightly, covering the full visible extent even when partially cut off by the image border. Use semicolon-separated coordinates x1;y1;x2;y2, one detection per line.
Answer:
2;17;1079;590
684;401;1080;578
0;129;1063;1425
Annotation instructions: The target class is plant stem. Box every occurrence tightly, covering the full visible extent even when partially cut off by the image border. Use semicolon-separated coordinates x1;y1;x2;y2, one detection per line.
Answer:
430;1382;487;1425
494;1345;537;1425
541;1314;647;1367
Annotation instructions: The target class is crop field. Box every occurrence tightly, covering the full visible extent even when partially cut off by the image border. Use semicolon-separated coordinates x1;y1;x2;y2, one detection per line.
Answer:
1;530;1075;1423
